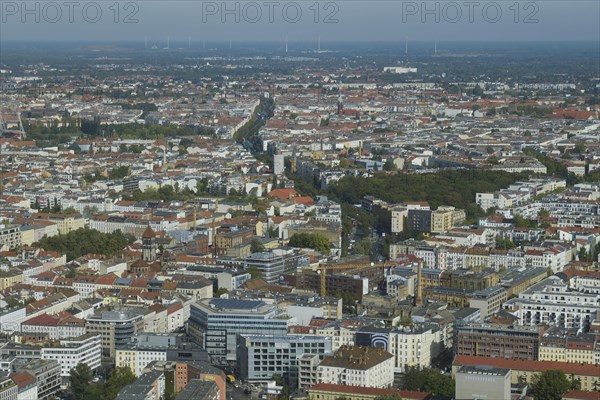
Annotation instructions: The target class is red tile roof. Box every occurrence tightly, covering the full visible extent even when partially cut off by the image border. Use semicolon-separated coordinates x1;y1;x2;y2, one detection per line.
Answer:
453;355;600;376
563;390;600;400
10;372;36;388
310;383;431;400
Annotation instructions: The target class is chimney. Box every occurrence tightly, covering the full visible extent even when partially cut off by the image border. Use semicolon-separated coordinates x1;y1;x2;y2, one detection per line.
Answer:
415;260;424;307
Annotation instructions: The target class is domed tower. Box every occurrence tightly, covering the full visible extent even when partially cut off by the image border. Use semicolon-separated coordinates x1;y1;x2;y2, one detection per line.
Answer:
142;225;157;262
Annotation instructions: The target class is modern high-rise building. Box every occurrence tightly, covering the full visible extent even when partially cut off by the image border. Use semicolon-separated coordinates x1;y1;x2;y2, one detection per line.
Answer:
188;299;295;365
85;311;145;358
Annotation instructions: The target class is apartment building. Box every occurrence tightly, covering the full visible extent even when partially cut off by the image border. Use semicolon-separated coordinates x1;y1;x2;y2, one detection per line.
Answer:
0;226;22;251
538;328;599;364
356;324;443;373
17;359;60;400
237;334;332;383
454;323;541;360
468;286;507;321
41;335;101;385
317;345;394;389
430;206;466;234
503;276;599;330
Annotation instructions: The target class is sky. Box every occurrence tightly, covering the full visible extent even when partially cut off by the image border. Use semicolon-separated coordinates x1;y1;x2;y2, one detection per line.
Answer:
1;0;599;43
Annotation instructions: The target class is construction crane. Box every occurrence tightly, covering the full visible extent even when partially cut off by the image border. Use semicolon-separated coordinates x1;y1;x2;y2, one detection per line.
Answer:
309;261;387;297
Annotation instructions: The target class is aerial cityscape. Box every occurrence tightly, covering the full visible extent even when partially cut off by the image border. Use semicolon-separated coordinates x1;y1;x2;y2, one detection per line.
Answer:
0;6;599;400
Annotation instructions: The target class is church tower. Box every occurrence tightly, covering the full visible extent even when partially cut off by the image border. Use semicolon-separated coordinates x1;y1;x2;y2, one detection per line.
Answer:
142;225;157;262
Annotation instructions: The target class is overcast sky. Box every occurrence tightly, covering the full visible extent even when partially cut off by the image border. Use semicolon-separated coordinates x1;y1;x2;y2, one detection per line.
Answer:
1;1;599;43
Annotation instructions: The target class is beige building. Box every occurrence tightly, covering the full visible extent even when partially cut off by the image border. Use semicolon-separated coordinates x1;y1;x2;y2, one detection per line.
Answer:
0;225;22;250
0;270;23;290
431;206;466;234
317;345;394;388
538;331;599;365
32;213;85;235
468;286;507;321
387;325;443;372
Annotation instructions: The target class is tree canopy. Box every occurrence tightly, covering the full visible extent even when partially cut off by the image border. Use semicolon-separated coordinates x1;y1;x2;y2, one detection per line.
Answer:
36;228;135;261
288;233;331;253
402;367;455;398
327;170;527;223
529;369;574;400
69;365;136;400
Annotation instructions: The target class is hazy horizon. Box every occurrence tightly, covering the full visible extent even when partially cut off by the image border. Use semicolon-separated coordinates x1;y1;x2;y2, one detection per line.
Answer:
1;1;598;43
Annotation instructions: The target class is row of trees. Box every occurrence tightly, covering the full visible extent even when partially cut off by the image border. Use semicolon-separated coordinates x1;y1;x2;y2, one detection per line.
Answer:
35;228;135;261
122;184;196;202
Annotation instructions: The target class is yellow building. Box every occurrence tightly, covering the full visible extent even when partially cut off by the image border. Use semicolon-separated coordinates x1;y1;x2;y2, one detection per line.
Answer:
539;334;599;365
308;383;431;400
33;213;85;235
0;270;23;290
430;206;466;234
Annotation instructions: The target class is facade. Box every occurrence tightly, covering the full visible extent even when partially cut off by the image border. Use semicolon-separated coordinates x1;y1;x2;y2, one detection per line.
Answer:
21;314;86;339
430;206;466;234
317;345;394;389
237;334;332;383
454;323;541;360
468;286;507;321
216;270;251;291
116;333;208;376
0;377;18;400
9;372;37;400
407;209;432;233
455;366;511;400
356;325;443;373
188;298;294;364
243;251;309;284
17;359;60;400
41;335;101;385
0;226;22;251
503;276;599;330
538;329;599;364
0;270;23;291
85;310;145;358
172;362;226;397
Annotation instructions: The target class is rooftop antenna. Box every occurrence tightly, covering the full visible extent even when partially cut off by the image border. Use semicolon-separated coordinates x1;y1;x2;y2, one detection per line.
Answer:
285;34;288;53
